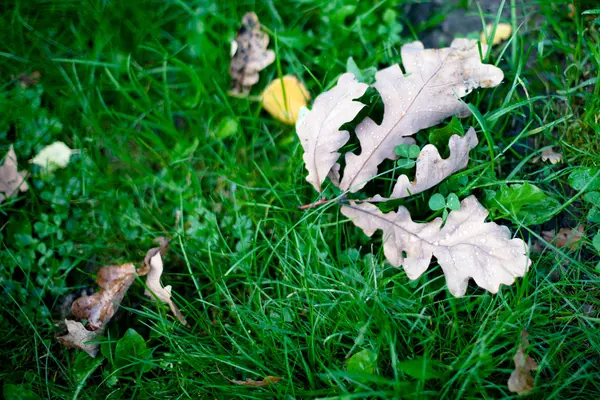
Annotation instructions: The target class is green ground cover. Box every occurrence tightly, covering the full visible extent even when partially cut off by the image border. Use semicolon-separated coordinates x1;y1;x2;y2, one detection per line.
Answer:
1;0;599;398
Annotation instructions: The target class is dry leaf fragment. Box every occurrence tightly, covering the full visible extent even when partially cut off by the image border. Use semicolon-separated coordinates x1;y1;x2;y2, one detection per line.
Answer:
481;23;513;45
542;225;584;250
15;71;41;88
217;366;281;387
57;320;100;357
261;75;310;125
230;12;275;94
296;73;368;192
145;252;187;325
0;145;29;203
31;141;77;173
541;147;563;164
341;195;530;297
72;263;143;331
339;39;503;193
508;330;538;395
372;127;478;201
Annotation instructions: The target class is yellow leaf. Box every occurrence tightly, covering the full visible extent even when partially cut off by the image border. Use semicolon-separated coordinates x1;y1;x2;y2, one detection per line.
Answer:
262;75;310;125
481;23;512;45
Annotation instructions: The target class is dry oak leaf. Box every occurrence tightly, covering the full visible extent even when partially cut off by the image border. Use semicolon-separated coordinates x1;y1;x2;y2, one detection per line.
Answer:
296;73;368;192
230;12;275;94
337;39;502;193
261;75;310;125
341;195;531;297
508;330;538;395
0;145;29;203
145;251;187;325
57;320;100;358
542;225;584;250
71;263;146;331
481;23;513;46
372;127;478;201
541;147;563;164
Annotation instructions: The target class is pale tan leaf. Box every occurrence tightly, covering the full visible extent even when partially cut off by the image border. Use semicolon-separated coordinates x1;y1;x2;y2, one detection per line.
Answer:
0;145;29;203
508;330;538;395
541;147;563;164
57;320;100;358
30;141;77;173
261;75;310;125
542;225;584;249
481;23;513;45
341;195;530;297
230;12;275;94
145;252;187;325
71;263;140;331
339;39;503;193
296;73;368;192
372;127;478;201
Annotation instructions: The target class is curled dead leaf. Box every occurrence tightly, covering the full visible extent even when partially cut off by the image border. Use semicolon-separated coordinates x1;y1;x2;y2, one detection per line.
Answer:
481;23;512;45
508;330;538;395
0;145;29;203
542;225;584;250
261;75;310;125
230;12;275;94
145;251;187;325
72;263;144;331
217;366;281;387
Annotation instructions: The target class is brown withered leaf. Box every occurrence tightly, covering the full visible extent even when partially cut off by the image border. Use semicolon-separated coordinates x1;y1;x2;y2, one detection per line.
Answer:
15;71;41;88
542;225;584;250
230;12;275;94
145;251;187;325
72;263;147;331
0;145;29;203
57;320;101;357
508;330;538;395
218;366;281;387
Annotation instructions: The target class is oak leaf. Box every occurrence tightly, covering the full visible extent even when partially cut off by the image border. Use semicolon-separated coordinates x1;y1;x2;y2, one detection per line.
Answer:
338;39;503;193
296;73;368;192
145;251;187;325
341;196;530;297
507;330;538;395
541;147;563;164
230;12;275;94
0;145;29;203
542;225;584;250
372;127;478;201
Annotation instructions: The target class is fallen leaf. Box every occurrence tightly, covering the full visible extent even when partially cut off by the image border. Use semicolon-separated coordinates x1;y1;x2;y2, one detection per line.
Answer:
372;127;478;200
296;73;368;192
230;12;275;94
30;141;77;173
145;251;187;325
330;39;502;193
0;145;29;203
541;147;563;164
217;366;281;387
481;23;512;45
261;75;310;125
72;263;146;331
57;320;100;357
15;71;41;88
542;225;584;250
341;195;531;297
508;330;538;395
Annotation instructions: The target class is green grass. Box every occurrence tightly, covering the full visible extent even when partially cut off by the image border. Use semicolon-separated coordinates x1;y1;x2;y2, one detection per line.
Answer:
1;0;600;398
